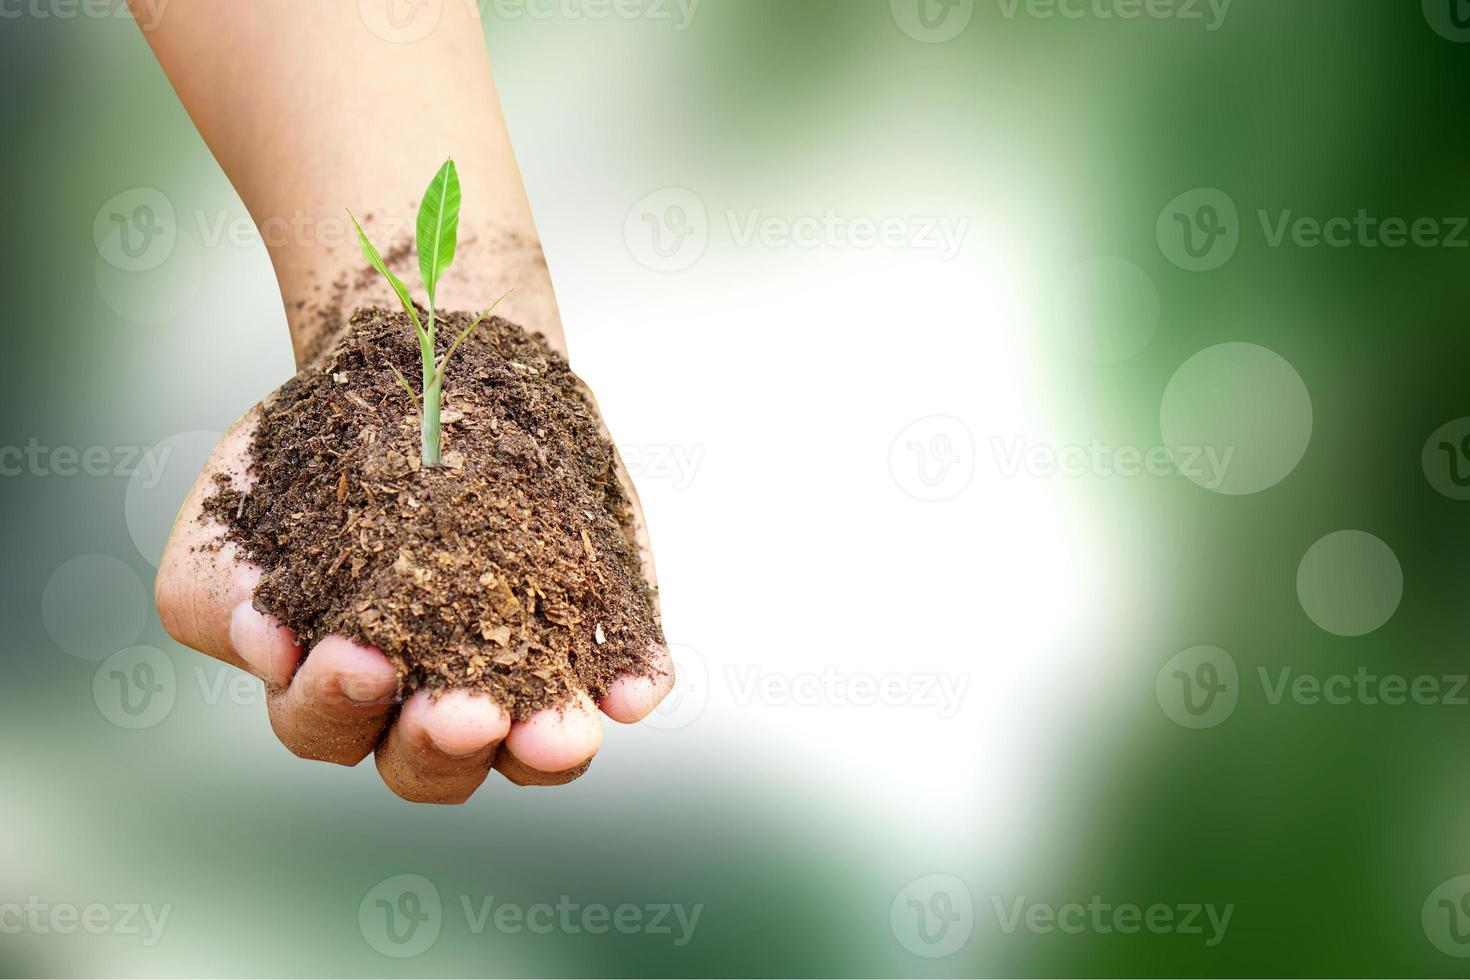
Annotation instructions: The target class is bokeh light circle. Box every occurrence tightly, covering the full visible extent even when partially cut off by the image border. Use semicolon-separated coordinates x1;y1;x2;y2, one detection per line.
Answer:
1160;342;1312;495
43;554;148;661
1054;257;1160;362
1296;530;1403;637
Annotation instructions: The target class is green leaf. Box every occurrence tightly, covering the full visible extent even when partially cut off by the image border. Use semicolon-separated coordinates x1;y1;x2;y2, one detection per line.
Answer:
416;159;461;304
348;210;426;343
433;290;511;388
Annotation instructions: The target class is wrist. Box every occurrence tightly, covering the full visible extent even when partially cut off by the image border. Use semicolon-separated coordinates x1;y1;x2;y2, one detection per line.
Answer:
271;216;567;369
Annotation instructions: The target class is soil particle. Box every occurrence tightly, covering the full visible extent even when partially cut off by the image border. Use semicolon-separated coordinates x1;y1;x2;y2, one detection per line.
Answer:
205;308;664;718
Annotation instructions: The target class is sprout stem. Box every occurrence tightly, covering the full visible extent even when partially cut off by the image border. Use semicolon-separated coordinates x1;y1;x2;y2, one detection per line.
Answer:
421;306;441;466
421;372;442;466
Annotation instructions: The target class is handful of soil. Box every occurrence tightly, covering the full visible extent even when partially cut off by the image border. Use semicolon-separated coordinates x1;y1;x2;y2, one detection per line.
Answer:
205;308;664;718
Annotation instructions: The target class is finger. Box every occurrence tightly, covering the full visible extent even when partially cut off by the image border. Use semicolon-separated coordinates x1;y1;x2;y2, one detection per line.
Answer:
599;642;676;724
376;689;512;804
266;636;400;766
228;587;303;686
154;410;303;686
495;692;602;787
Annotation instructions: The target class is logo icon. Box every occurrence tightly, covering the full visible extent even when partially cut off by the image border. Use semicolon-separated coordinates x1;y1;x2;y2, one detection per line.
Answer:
1156;188;1240;272
889;415;974;502
1425;0;1470;42
891;0;975;43
359;0;445;43
890;873;973;958
93;646;176;730
359;875;442;958
624;188;709;272
1156;646;1238;729
1423;418;1470;500
1424;875;1470;956
643;643;708;730
93;188;176;273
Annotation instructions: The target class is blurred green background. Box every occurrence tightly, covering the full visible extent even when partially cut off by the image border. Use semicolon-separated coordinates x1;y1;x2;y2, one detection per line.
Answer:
3;0;1470;976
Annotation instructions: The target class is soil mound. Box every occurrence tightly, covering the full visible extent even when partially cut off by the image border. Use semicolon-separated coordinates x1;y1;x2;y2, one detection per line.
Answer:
205;308;663;718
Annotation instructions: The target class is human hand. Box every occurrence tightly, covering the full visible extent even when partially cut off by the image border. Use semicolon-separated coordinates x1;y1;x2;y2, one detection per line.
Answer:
154;397;673;803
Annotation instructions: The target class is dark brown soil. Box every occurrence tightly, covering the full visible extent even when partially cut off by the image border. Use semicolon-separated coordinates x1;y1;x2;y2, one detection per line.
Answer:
204;308;664;718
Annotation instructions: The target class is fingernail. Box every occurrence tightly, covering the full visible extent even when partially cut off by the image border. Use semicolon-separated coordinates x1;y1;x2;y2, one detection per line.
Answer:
340;672;398;707
428;734;488;760
422;691;511;758
229;600;294;683
619;676;659;715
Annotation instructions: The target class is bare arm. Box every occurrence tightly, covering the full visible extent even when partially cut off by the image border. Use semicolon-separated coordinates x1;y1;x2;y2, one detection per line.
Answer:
130;0;565;366
135;2;672;803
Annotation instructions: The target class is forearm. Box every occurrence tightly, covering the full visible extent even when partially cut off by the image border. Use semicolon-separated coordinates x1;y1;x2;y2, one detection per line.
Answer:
129;0;565;366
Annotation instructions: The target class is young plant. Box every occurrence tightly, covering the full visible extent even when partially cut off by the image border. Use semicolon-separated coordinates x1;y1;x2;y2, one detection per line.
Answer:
349;158;508;467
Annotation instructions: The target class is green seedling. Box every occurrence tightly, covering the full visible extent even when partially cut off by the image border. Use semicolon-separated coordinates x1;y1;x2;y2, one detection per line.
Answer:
349;158;508;467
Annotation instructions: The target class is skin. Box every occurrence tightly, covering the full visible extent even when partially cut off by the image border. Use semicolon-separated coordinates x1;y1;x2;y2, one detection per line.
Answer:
133;0;674;802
